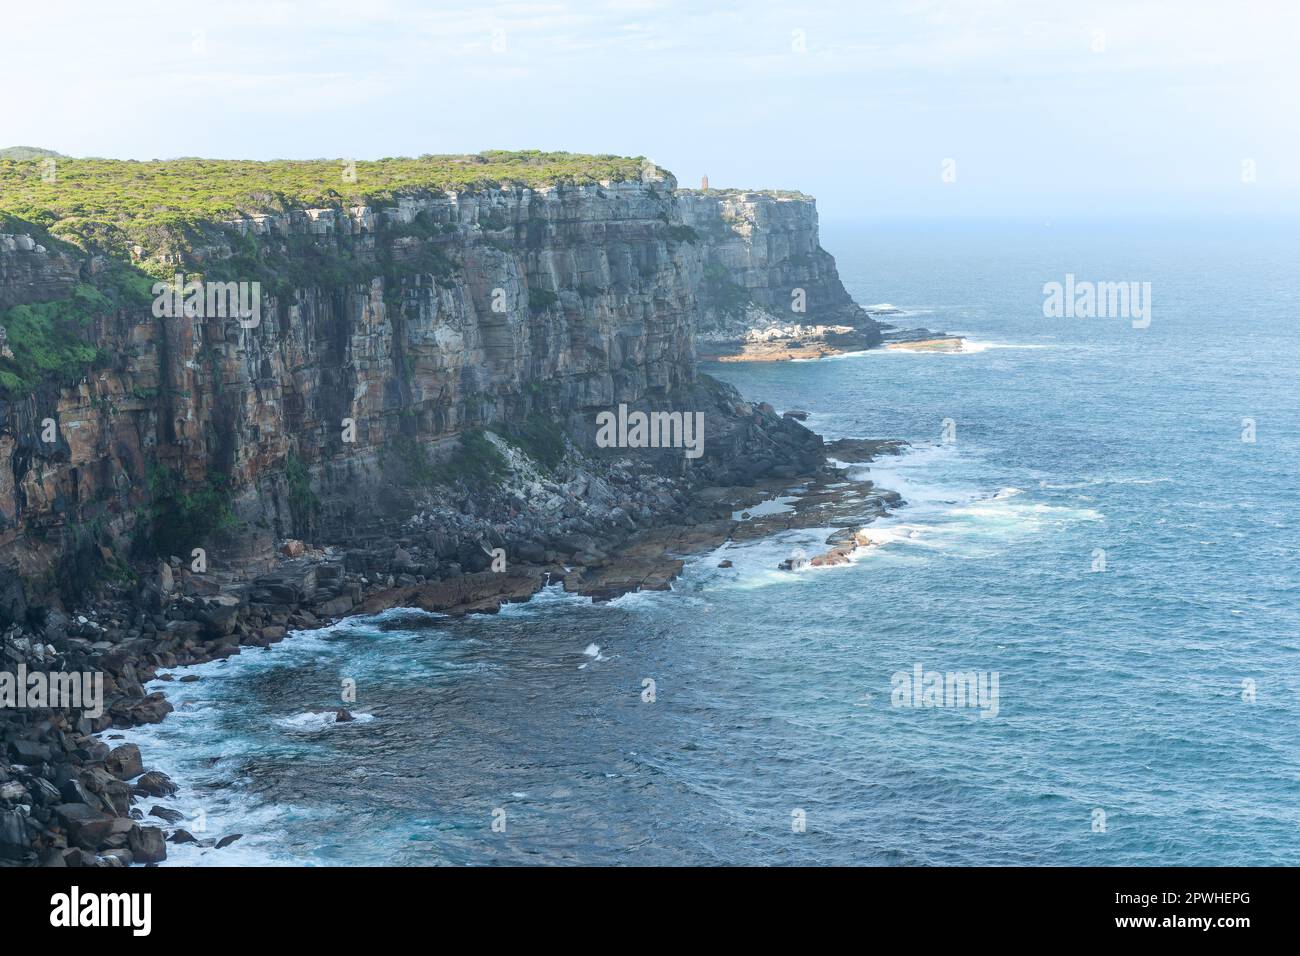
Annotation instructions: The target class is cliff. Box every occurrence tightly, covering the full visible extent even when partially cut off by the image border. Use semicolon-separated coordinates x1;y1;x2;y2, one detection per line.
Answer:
678;189;880;353
0;233;80;311
0;154;866;611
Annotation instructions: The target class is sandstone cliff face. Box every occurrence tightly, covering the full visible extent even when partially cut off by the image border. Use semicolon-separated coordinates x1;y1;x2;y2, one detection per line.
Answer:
677;190;879;348
0;180;859;601
0;234;79;311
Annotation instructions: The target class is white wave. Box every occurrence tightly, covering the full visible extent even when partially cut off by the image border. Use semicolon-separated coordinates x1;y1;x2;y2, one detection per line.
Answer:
791;349;872;363
98;705;316;867
340;606;448;628
950;499;1104;526
276;710;376;732
1037;475;1172;490
854;523;935;547
156;806;304;867
853;443;984;512
835;442;1103;557
494;581;594;617
957;339;1053;353
578;642;608;668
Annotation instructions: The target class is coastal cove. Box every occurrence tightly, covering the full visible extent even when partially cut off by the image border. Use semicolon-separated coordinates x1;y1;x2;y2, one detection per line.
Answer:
94;220;1300;866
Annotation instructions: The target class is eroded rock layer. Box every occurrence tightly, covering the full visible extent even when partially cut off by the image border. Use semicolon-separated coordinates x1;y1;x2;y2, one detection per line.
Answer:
0;180;870;600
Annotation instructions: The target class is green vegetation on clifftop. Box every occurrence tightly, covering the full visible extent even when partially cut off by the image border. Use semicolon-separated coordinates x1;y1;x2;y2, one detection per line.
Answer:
0;151;653;253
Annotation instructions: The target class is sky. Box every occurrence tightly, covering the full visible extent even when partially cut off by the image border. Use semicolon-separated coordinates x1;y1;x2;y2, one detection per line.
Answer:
4;0;1298;218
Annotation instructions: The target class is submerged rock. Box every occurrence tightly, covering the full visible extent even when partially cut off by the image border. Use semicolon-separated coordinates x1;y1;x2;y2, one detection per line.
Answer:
149;806;184;824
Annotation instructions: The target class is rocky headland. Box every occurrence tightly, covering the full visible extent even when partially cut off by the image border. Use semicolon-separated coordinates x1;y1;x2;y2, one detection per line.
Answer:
0;152;914;866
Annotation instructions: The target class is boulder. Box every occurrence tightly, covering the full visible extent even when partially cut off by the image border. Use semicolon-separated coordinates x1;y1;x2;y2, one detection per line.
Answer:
104;743;144;780
316;595;353;618
0;780;27;801
0;808;29;857
53;803;116;851
81;768;132;816
112;693;173;725
63;848;97;867
164;620;203;641
197;594;242;637
59;779;94;805
8;739;51;764
513;541;547;564
134;770;178;797
31;777;60;804
127;824;167;863
102;816;137;849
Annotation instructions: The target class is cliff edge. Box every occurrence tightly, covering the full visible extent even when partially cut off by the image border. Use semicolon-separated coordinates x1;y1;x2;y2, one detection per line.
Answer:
0;152;874;611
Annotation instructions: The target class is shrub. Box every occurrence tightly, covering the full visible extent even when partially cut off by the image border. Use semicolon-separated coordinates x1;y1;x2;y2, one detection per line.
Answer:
505;415;567;471
528;287;558;313
440;429;507;486
284;452;319;537
385;430;507;489
56;519;135;602
146;465;238;557
0;284;105;394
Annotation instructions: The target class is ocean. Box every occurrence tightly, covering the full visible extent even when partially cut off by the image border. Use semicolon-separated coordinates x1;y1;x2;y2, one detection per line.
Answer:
111;218;1300;866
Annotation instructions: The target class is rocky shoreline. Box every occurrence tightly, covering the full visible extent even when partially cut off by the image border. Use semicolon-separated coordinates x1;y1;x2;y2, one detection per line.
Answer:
1;387;909;867
880;325;965;352
698;323;877;362
699;319;963;363
0;155;926;867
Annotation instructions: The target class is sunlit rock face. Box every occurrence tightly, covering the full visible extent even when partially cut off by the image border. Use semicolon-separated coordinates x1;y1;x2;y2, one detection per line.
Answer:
0;180;861;588
677;190;879;348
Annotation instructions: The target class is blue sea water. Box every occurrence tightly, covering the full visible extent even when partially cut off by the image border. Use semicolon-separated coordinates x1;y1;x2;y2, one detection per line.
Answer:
112;218;1300;866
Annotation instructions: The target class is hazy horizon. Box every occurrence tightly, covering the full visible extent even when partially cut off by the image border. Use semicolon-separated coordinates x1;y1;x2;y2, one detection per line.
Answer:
4;0;1297;220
